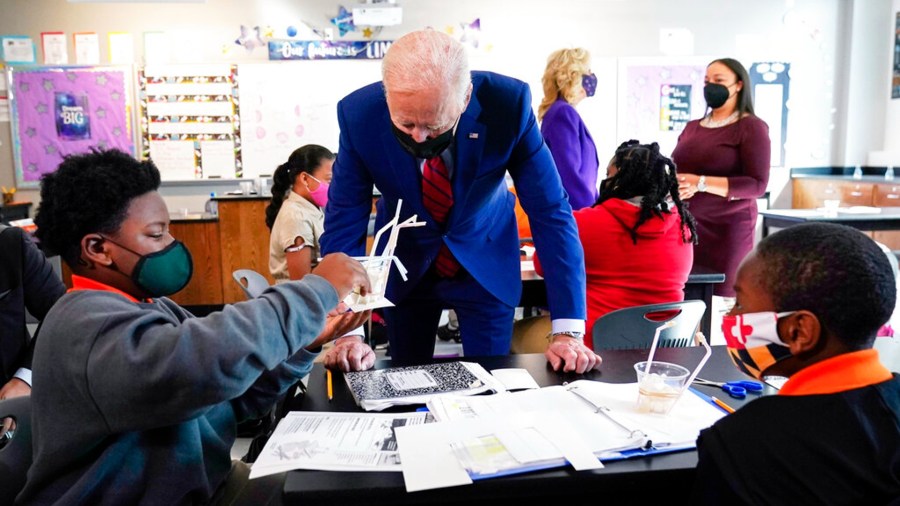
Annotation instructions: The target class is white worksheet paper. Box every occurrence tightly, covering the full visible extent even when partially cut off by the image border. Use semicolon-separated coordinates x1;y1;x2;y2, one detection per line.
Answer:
395;411;602;492
249;411;431;479
489;368;540;391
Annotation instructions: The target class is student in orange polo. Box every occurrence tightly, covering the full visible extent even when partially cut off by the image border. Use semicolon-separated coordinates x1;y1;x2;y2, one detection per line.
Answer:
693;222;900;504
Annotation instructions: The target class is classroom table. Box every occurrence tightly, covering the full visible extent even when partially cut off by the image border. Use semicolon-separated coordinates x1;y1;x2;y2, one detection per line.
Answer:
760;207;900;237
281;345;773;505
519;263;725;338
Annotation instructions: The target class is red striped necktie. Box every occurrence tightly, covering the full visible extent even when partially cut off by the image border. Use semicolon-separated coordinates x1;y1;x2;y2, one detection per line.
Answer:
422;156;460;278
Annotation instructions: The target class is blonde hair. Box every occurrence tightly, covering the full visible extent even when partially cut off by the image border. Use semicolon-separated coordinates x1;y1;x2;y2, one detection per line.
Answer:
538;48;591;121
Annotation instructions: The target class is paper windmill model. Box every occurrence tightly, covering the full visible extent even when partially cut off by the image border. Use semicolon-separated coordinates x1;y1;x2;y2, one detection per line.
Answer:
343;199;425;312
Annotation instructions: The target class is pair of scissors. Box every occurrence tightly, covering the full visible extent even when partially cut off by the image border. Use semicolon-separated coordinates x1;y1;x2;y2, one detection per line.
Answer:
693;378;764;399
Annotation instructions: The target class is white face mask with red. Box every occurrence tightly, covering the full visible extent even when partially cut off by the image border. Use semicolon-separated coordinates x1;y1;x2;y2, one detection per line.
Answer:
722;311;795;379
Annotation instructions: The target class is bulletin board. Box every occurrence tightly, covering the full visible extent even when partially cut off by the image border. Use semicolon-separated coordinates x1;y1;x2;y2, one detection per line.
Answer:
7;65;135;188
138;63;240;180
616;57;710;157
237;60;382;179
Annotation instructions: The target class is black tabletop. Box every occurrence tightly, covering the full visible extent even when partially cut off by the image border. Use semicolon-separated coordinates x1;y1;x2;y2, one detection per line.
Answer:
282;345;773;505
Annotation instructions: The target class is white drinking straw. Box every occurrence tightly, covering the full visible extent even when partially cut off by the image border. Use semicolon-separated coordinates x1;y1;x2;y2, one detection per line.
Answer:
367;199;424;282
643;320;677;377
678;331;713;399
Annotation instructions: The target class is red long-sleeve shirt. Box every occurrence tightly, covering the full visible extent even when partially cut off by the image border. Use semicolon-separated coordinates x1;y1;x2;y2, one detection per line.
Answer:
535;198;694;349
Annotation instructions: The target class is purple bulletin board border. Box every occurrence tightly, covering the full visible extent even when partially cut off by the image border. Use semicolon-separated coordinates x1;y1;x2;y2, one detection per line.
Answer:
893;12;900;100
8;65;135;188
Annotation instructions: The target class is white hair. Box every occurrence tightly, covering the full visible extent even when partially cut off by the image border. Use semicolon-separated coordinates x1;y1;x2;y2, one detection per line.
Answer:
382;29;471;109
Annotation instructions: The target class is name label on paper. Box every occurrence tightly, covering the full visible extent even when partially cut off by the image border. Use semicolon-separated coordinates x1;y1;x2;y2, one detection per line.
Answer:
268;40;394;61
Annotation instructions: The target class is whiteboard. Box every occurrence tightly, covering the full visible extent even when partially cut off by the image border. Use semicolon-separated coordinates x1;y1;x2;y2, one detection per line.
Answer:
238;60;383;178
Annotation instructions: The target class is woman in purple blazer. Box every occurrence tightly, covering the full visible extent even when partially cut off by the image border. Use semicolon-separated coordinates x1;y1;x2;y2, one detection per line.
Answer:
538;48;600;211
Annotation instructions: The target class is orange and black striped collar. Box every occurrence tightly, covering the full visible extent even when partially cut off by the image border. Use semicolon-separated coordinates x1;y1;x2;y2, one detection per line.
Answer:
779;349;892;396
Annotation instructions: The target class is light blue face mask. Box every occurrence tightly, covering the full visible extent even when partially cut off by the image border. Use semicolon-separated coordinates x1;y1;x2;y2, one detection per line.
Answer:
104;236;193;297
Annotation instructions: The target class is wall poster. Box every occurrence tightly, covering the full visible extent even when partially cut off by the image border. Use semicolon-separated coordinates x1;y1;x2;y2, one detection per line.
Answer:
659;84;692;131
617;58;709;157
7;65;134;188
138;64;240;180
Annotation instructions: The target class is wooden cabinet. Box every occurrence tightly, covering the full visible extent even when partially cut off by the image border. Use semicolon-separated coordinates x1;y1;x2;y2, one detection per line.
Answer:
791;178;889;209
871;185;900;249
840;183;874;206
792;178;900;249
791;179;843;208
874;185;900;206
217;198;274;303
169;219;223;306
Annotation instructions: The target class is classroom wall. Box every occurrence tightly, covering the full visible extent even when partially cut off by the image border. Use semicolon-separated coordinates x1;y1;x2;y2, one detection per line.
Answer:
0;0;889;213
881;0;900;164
838;0;891;167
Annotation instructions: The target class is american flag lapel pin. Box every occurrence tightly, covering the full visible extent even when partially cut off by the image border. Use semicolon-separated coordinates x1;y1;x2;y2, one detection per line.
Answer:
468;132;479;139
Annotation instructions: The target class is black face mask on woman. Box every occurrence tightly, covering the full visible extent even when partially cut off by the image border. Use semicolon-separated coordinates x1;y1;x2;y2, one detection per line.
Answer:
703;83;733;109
391;122;455;160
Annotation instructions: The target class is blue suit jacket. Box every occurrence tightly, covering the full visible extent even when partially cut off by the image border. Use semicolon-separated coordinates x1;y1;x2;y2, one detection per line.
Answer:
321;71;586;320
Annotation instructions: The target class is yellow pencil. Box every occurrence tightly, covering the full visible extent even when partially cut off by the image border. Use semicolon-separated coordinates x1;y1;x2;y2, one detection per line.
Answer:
326;369;333;402
711;396;735;414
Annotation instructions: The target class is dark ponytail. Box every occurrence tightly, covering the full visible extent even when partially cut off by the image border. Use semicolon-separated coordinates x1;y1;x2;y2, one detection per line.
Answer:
264;145;335;230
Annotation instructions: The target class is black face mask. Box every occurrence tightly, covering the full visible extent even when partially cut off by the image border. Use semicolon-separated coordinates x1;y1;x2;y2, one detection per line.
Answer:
599;177;614;195
704;83;731;109
391;122;455;160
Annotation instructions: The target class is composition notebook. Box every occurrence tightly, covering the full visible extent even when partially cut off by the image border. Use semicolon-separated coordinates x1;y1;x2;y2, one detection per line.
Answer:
343;361;501;411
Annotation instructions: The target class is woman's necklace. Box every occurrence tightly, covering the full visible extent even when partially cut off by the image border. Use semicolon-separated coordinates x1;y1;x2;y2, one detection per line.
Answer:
702;110;740;128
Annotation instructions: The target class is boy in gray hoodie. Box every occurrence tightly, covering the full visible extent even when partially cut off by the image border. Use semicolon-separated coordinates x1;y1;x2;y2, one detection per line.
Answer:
18;149;370;505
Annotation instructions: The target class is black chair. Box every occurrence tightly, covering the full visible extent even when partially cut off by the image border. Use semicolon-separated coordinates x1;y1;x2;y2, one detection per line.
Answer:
0;395;33;504
591;300;707;351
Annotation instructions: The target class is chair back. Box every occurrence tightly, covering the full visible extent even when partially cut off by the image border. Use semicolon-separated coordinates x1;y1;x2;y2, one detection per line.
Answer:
0;395;33;504
232;269;271;300
592;300;707;351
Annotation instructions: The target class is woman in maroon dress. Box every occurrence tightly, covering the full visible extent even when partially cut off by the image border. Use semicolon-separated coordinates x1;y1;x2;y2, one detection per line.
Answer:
671;58;770;297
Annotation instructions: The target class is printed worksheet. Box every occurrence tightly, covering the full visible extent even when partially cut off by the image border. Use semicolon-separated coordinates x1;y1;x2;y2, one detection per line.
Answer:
249;411;432;479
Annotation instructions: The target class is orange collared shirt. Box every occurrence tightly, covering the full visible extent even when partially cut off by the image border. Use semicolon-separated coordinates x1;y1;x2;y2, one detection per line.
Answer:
69;274;146;303
779;349;893;396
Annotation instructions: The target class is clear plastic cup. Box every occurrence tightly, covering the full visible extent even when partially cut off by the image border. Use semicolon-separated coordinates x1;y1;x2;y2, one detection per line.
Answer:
634;361;690;414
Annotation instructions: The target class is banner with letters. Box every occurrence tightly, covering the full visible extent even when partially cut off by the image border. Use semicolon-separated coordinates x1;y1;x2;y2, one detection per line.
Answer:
268;40;393;61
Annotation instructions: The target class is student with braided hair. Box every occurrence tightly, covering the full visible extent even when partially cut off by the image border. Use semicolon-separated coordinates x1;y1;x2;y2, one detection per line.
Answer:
534;140;697;350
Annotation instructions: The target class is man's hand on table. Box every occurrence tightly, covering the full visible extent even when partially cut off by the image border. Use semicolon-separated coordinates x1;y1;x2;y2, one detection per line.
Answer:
545;334;602;374
324;335;376;372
